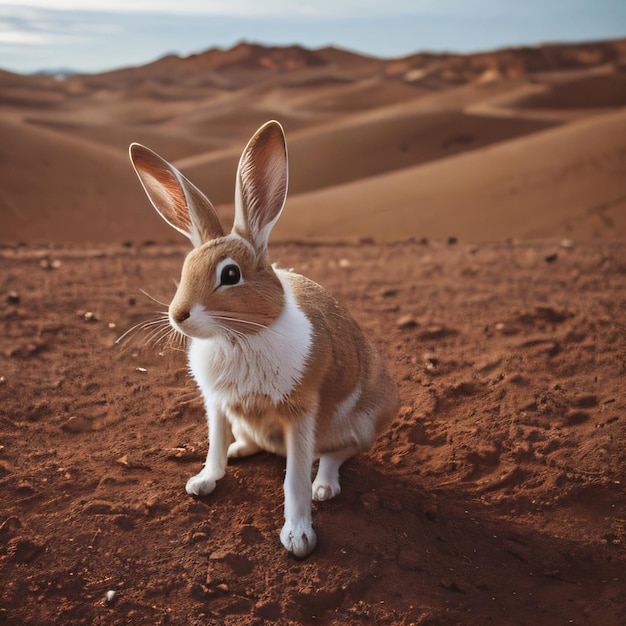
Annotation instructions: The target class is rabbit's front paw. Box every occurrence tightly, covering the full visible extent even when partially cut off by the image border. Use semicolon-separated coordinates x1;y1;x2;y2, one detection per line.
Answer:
185;472;217;497
280;519;317;557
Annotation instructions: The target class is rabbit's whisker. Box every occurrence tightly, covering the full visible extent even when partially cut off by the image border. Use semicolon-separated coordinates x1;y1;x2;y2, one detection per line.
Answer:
140;289;171;308
116;315;179;350
211;312;293;342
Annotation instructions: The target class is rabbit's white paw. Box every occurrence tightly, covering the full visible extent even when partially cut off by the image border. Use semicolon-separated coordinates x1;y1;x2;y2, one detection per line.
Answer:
185;472;217;497
228;439;261;459
312;478;341;502
280;519;317;557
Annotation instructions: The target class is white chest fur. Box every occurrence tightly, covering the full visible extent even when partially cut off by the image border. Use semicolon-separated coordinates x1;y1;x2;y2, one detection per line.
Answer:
187;270;312;405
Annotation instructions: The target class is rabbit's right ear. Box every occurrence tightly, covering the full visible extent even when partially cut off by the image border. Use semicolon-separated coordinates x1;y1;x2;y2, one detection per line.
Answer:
129;143;224;247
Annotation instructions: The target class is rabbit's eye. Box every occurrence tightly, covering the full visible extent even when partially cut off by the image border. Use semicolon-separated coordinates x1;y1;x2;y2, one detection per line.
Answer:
220;263;241;286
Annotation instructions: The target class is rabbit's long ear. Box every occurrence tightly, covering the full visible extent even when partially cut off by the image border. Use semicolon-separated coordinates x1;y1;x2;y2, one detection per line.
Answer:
233;121;287;262
129;143;224;247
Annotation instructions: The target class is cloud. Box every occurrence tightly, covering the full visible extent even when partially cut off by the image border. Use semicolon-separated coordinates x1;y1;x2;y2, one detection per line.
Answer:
0;1;441;19
0;6;122;47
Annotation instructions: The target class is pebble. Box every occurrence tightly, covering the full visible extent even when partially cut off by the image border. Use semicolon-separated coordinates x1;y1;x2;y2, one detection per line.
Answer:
105;590;117;605
6;291;20;304
381;288;398;298
61;415;94;434
40;258;62;270
396;315;417;329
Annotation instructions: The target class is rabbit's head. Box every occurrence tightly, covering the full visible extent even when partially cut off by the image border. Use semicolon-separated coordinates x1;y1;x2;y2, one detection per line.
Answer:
130;121;288;339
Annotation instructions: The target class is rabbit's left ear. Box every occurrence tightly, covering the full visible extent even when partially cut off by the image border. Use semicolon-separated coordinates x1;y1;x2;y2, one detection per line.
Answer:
233;121;288;262
130;143;224;247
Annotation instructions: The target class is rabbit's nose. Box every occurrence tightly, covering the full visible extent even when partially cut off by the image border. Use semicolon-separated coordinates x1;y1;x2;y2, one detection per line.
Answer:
172;309;190;324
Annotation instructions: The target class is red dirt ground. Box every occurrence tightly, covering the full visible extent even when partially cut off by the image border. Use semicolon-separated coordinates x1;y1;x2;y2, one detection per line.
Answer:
1;238;625;625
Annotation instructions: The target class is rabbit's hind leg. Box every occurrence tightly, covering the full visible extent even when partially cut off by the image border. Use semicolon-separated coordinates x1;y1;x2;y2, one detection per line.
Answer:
312;445;359;502
227;420;262;458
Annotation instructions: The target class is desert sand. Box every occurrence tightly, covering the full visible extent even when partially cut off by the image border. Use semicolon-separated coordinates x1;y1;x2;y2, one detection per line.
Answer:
1;39;625;625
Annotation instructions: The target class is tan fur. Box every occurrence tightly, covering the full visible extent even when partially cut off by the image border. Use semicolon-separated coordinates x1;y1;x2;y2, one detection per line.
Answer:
280;271;398;454
170;234;284;335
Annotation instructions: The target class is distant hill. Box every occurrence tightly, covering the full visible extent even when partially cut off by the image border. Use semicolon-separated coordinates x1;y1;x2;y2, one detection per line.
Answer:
1;38;625;244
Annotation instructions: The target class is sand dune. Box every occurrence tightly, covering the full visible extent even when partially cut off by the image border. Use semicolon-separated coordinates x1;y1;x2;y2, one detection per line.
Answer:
179;103;556;206
0;117;172;243
274;108;626;242
0;39;625;244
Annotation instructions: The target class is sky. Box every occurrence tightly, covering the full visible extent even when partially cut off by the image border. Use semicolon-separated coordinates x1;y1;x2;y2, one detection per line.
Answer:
0;1;625;74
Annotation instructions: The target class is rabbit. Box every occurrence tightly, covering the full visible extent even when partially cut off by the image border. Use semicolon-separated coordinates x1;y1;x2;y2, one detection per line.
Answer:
129;120;399;557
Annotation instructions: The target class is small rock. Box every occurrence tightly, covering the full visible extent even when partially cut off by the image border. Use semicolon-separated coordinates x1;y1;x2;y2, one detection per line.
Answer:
396;315;417;329
418;325;458;340
116;454;130;467
381;288;398;298
338;258;351;268
422;351;439;368
40;258;62;270
61;415;94;434
105;590;117;606
545;253;558;263
166;447;199;462
6;291;20;304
